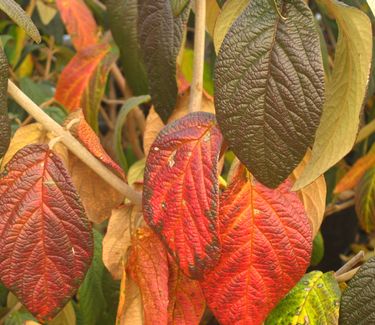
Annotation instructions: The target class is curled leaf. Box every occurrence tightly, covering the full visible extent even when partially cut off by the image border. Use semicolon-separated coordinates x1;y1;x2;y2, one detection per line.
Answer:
0;46;10;158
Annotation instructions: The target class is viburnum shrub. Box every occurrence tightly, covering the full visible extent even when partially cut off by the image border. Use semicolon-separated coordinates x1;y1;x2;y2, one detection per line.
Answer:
0;0;373;324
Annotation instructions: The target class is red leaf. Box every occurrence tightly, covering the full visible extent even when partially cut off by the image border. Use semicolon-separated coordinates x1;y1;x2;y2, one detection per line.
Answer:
201;165;312;325
0;144;93;322
128;227;169;325
143;112;223;279
56;0;98;51
168;255;205;325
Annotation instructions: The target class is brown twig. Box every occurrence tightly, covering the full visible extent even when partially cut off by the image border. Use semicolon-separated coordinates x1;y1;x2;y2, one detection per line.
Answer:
334;250;364;283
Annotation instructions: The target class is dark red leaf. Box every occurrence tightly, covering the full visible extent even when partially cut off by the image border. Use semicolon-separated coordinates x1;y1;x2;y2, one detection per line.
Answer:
201;165;312;325
143;112;223;279
0;144;93;322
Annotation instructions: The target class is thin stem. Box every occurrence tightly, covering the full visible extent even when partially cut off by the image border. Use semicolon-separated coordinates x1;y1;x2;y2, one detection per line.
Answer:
7;80;142;206
356;119;375;144
188;0;206;113
324;198;355;217
335;266;360;283
0;302;22;324
335;251;364;276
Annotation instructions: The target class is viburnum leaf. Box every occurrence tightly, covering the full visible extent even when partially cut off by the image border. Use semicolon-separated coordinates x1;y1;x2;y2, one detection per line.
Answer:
339;256;375;324
56;0;98;51
335;145;375;193
0;46;10;159
55;43;117;132
138;0;191;122
105;0;149;95
215;0;325;188
205;0;221;37
127;227;169;325
355;166;375;233
291;150;327;237
143;112;223;279
168;255;205;324
293;0;372;190
0;144;93;322
265;271;341;324
201;164;312;325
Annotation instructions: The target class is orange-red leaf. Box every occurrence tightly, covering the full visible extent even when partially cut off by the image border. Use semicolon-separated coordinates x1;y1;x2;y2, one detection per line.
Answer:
143;112;223;279
201;165;312;325
168;255;205;325
0;144;93;322
128;227;169;325
56;0;98;51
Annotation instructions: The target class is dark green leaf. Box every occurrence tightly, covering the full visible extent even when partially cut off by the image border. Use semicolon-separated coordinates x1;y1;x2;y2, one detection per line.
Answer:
19;78;54;106
215;0;325;187
340;256;375;324
310;231;324;266
105;0;149;95
138;0;191;123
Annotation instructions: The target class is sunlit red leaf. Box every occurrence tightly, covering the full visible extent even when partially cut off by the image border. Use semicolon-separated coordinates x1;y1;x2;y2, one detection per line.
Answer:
143;112;223;279
168;255;205;325
128;227;169;325
201;165;312;325
55;43;117;131
56;0;98;51
0;144;93;322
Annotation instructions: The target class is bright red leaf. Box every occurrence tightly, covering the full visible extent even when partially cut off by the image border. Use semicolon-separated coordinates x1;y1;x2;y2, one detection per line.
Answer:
143;112;223;279
56;0;98;51
0;144;93;322
201;165;312;325
128;227;169;325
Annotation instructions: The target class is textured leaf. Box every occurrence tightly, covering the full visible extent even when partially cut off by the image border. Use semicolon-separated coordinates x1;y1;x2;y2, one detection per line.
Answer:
105;0;148;95
68;155;124;224
0;0;41;43
138;0;191;123
55;43;117;132
355;166;375;233
291;150;327;237
213;0;248;52
56;0;98;51
143;112;223;279
102;204;142;280
265;271;340;324
114;96;151;172
335;148;375;193
143;89;215;156
201;164;312;325
293;0;372;190
0;144;93;322
0;46;10;158
215;0;325;188
339;256;375;324
128;227;169;325
168;256;205;325
0;123;68;171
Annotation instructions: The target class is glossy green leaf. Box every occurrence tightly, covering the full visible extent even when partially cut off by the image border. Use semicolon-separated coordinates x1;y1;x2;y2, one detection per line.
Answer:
138;0;191;123
266;271;341;324
114;95;150;172
310;231;324;266
105;0;149;95
340;256;375;324
0;0;40;43
293;0;373;190
215;0;325;188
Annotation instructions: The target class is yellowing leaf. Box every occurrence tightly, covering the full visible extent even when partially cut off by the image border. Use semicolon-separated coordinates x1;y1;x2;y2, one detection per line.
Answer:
213;0;248;52
49;302;76;325
36;0;57;26
128;159;146;187
293;0;372;190
206;0;221;37
291;151;327;237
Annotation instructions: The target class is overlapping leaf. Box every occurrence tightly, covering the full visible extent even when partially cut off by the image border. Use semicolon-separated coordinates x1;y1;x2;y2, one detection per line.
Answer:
355;166;375;233
215;0;325;188
143;112;223;279
55;43;117;132
138;0;191;122
340;256;375;324
128;227;169;325
201;165;312;325
293;0;373;190
206;0;221;37
105;0;148;95
0;144;93;322
0;46;10;158
265;271;341;324
56;0;98;51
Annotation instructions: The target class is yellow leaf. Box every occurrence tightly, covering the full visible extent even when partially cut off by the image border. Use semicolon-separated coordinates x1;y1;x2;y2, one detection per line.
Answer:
293;0;372;190
206;0;221;37
49;302;76;325
128;158;146;187
36;0;57;26
213;0;248;53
